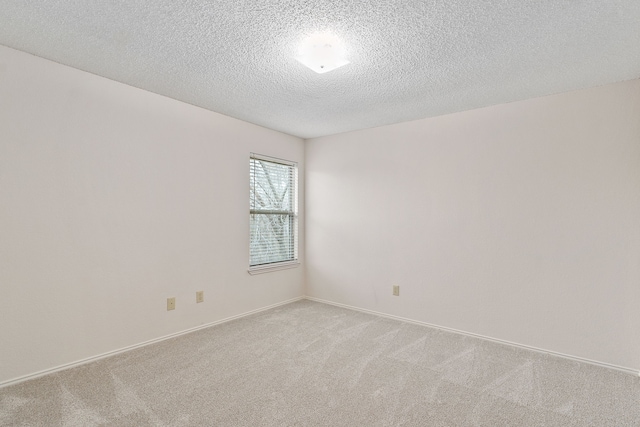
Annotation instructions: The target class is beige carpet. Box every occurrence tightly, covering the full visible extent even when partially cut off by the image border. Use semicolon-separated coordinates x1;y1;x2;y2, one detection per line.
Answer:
1;300;638;426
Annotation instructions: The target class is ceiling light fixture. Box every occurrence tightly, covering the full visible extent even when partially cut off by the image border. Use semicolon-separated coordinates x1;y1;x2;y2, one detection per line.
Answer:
296;33;349;74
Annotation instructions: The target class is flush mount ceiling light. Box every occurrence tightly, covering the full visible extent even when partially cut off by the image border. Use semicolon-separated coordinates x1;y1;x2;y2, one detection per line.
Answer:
296;33;349;74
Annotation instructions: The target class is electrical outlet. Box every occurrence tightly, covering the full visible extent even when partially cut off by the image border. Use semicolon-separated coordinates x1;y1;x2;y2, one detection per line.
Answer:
196;291;204;303
167;297;176;311
393;285;400;296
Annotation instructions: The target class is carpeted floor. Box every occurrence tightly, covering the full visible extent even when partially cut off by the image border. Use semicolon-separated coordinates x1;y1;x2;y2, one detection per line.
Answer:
1;300;638;426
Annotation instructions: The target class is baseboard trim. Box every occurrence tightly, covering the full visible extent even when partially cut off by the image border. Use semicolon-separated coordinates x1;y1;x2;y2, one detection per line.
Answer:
304;296;640;377
0;296;305;389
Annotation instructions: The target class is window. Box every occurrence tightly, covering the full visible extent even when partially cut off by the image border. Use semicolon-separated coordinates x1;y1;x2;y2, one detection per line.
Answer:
249;154;298;273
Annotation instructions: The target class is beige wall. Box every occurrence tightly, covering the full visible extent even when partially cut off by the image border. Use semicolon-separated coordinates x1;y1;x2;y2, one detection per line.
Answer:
306;79;640;371
0;45;305;384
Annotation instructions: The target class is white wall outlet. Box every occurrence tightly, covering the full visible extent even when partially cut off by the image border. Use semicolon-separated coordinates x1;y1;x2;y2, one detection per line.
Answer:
393;285;400;296
167;297;176;311
196;291;204;303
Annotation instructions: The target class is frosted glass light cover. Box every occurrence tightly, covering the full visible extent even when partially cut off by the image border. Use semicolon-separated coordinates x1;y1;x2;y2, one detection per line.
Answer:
296;33;349;74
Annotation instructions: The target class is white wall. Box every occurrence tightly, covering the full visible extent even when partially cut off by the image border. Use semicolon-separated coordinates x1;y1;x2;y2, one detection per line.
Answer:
0;45;305;384
306;79;640;371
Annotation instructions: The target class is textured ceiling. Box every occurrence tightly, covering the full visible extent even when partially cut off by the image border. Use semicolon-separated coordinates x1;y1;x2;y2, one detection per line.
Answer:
1;1;639;139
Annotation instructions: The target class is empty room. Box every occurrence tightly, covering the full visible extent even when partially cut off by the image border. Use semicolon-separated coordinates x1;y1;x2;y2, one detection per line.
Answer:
1;1;639;426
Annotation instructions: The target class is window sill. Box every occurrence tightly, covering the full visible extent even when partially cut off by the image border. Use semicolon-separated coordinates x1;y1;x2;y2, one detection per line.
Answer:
248;261;300;275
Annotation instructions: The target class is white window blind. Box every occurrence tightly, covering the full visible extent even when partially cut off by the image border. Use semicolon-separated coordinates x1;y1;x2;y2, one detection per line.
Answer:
249;154;298;268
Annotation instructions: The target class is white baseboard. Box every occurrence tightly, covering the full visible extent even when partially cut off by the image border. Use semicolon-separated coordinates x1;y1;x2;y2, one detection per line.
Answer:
304;296;640;377
0;296;305;389
4;294;636;388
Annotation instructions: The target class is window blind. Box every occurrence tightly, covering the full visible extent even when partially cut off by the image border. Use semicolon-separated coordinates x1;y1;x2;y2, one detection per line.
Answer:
249;154;298;267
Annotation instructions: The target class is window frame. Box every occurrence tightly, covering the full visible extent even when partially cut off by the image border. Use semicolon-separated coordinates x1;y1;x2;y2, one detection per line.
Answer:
248;153;299;275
